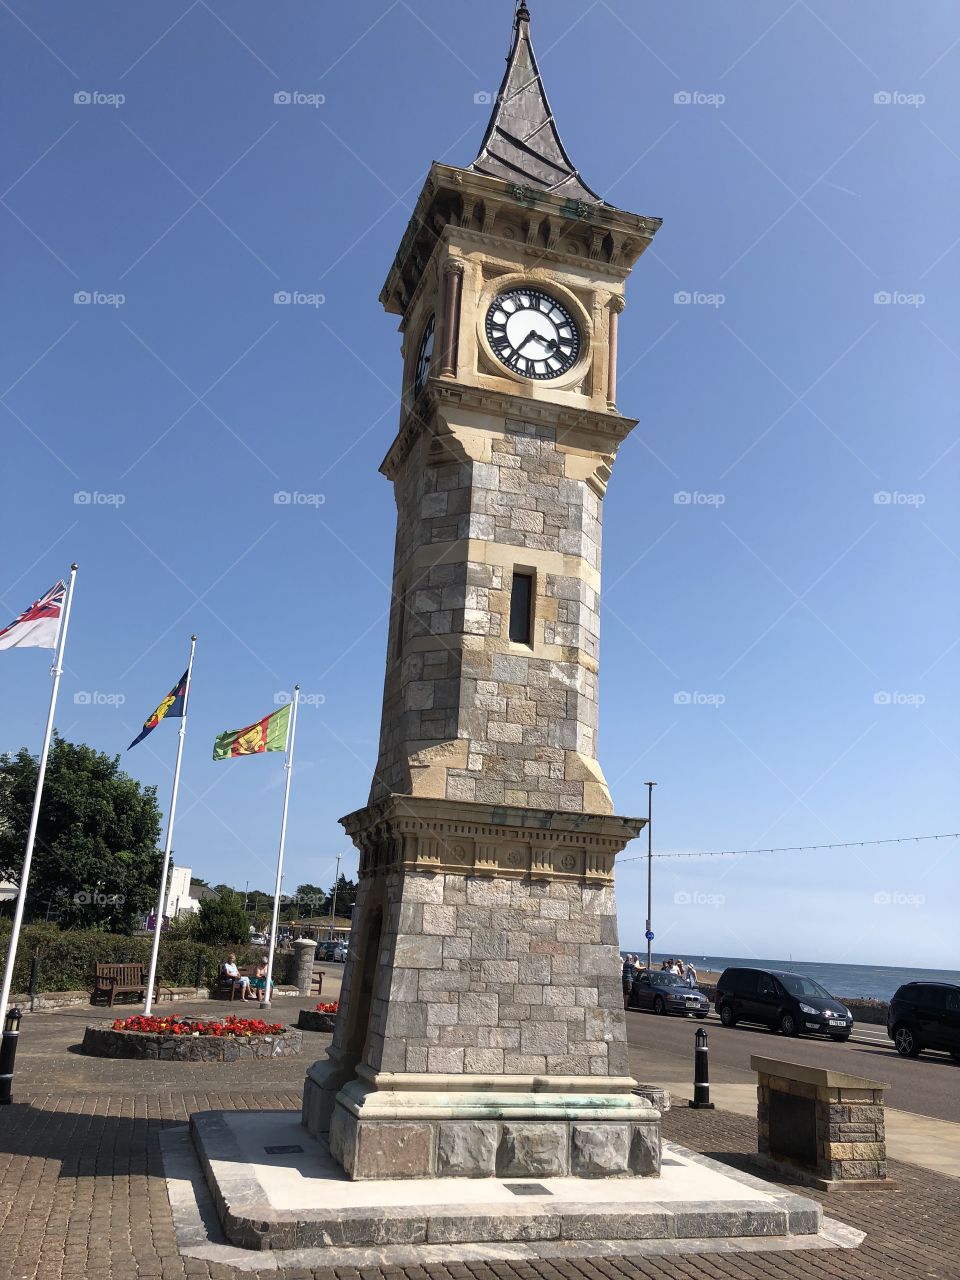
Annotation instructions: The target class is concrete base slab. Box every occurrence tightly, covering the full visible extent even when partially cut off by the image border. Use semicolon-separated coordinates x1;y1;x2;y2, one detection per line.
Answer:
188;1108;832;1252
162;1125;864;1268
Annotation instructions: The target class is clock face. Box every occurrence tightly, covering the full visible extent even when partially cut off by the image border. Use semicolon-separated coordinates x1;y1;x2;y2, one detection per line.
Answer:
485;288;581;380
413;313;435;398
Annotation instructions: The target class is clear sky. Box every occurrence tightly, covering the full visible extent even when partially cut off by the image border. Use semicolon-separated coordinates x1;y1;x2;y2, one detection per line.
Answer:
1;1;957;968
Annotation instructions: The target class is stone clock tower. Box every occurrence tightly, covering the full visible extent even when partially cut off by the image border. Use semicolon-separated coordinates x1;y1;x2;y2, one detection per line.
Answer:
303;3;664;1180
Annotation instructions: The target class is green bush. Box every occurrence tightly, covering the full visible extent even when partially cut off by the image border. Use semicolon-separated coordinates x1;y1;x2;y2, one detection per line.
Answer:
0;922;262;993
195;895;251;946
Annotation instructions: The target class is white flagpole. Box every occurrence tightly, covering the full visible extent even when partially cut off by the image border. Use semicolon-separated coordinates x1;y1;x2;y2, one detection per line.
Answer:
0;564;78;1020
143;635;197;1016
262;686;299;1009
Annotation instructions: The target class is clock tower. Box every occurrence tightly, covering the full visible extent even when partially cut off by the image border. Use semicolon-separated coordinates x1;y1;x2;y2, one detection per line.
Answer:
304;3;665;1181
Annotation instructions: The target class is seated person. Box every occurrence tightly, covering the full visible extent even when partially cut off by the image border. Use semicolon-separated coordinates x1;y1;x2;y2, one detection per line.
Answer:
222;954;255;1001
249;957;274;997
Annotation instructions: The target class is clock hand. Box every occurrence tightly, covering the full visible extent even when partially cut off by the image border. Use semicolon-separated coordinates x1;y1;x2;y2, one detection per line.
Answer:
514;330;540;355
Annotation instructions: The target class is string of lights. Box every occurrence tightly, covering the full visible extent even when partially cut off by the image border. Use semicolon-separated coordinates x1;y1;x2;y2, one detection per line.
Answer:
618;831;959;864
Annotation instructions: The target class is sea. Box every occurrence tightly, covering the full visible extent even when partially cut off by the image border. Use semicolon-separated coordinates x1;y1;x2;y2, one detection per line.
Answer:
623;952;960;1002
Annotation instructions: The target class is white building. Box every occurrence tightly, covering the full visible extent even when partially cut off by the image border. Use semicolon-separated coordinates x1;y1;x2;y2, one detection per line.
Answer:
165;865;201;918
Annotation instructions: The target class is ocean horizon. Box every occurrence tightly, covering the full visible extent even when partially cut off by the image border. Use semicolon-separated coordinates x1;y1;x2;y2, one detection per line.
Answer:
622;951;960;1002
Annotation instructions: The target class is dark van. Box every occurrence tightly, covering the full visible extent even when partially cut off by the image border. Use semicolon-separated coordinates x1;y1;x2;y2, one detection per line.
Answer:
715;966;853;1040
887;982;960;1059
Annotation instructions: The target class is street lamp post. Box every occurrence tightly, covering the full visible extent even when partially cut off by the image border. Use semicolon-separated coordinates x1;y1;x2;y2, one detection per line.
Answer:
328;853;342;941
645;782;656;973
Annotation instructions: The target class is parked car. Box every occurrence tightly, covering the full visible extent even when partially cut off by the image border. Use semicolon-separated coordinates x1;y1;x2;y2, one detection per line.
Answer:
629;970;710;1017
887;982;960;1059
714;966;853;1040
316;940;347;962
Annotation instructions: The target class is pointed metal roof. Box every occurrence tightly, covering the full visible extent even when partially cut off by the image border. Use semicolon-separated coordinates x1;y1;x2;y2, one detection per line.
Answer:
470;3;602;204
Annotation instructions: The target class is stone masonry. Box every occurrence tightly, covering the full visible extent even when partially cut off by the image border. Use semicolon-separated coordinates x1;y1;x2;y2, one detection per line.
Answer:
371;412;610;816
751;1056;890;1190
324;867;628;1081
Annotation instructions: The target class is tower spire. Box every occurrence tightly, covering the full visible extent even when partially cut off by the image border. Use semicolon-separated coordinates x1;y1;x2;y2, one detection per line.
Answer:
471;5;601;203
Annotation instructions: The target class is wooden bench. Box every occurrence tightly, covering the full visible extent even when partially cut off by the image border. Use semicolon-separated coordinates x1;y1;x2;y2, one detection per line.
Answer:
211;965;255;1002
92;962;157;1007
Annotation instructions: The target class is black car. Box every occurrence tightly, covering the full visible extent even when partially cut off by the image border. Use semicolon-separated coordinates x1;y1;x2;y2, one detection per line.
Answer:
714;966;853;1040
630;970;710;1017
887;982;960;1059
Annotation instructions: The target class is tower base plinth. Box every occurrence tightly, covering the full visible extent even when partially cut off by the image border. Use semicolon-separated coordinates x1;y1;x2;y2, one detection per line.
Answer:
305;1065;660;1180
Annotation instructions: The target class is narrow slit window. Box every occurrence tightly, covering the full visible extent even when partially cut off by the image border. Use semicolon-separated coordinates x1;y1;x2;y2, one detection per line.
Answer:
509;571;534;645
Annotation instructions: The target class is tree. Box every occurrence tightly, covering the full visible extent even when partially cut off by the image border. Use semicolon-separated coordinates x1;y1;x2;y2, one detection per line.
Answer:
194;895;250;946
0;735;163;933
293;882;327;917
328;873;358;915
211;883;243;904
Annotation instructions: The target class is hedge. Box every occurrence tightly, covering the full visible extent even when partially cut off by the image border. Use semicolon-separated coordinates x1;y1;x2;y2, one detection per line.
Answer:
0;922;264;993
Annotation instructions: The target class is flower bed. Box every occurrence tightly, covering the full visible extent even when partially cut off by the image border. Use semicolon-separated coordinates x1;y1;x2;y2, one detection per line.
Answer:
297;1000;339;1033
113;1013;285;1036
81;1013;302;1061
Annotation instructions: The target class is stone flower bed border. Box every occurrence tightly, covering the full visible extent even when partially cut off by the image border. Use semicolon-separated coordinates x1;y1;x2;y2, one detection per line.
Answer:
297;1002;338;1033
82;1016;303;1061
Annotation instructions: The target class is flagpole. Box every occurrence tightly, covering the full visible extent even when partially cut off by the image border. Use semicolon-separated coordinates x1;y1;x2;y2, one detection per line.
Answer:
262;686;298;1009
143;635;197;1016
0;564;78;1028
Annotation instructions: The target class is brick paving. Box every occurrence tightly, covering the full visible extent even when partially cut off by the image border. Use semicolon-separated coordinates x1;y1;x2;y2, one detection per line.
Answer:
0;998;956;1278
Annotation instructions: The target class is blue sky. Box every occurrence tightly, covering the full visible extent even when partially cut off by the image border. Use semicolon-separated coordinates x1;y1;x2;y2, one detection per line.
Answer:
1;1;957;968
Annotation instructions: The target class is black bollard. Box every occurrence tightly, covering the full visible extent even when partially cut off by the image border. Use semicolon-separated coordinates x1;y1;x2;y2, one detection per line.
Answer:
688;1025;715;1109
0;1007;23;1106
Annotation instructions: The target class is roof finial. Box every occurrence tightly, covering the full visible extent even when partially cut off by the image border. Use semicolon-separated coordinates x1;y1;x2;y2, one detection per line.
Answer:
516;1;530;25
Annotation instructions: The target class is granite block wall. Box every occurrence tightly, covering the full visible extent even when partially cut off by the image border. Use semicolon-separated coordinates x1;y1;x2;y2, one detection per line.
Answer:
330;870;628;1081
370;416;606;812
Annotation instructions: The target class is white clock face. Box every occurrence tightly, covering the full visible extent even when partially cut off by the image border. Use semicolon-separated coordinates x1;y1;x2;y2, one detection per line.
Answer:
413;313;435;398
486;288;581;380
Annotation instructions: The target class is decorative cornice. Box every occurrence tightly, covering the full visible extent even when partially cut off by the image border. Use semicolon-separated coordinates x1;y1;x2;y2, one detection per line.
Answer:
340;794;644;887
380;379;638;482
381;164;662;317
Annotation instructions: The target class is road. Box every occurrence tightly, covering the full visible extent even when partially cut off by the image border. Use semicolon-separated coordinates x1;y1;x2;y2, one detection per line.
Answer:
625;1006;960;1124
